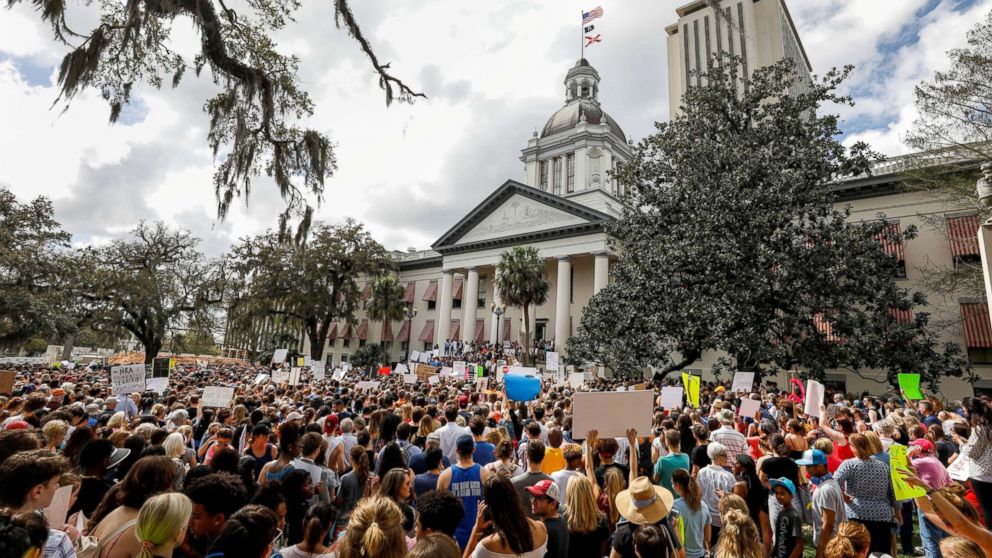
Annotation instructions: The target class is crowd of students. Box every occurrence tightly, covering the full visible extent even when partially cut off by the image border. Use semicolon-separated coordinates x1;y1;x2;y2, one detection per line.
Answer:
0;355;991;558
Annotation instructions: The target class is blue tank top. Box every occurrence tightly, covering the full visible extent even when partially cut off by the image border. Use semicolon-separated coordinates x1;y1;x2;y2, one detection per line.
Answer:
265;462;295;484
450;463;483;549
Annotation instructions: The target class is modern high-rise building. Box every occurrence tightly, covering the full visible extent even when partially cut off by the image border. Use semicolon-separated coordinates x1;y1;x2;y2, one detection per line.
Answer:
664;0;812;117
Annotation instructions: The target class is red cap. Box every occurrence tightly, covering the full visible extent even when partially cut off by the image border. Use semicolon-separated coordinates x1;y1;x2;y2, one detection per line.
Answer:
5;420;29;431
525;479;561;503
323;414;339;434
458;395;469;405
910;438;935;454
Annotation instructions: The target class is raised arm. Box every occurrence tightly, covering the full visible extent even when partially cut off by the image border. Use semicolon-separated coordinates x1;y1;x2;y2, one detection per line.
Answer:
585;429;602;498
627;428;638;485
902;469;992;554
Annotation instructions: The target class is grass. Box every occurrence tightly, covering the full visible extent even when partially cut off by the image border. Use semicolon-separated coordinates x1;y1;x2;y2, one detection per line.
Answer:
800;524;923;558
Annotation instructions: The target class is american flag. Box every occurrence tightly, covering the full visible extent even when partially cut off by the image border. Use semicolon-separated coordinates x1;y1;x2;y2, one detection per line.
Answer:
582;6;603;24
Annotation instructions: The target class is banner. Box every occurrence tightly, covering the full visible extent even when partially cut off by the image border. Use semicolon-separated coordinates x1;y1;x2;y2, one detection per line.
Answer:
805;379;825;419
111;364;146;395
573;391;653;438
897;373;924;401
681;372;700;408
272;369;290;384
731;371;754;393
403;373;418;384
201;386;235;408
272;349;288;364
660;386;683;409
890;443;926;501
545;352;560;371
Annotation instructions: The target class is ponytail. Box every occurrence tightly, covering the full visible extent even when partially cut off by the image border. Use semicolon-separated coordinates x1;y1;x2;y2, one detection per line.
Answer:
300;502;337;553
671;469;701;512
825;522;870;558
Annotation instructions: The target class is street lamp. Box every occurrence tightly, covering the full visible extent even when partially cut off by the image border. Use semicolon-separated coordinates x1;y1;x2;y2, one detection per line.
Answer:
490;302;506;347
403;305;418;362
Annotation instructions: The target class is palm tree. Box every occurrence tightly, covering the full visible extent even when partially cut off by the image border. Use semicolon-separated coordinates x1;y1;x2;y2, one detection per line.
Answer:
366;276;407;358
495;246;550;366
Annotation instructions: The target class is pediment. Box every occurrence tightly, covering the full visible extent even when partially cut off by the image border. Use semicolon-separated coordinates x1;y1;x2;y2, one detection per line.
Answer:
433;180;611;253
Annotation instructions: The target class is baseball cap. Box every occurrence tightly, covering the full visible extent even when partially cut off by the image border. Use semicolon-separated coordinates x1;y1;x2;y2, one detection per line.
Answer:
4;420;29;431
526;479;561;504
769;477;796;496
794;449;827;466
910;438;935;454
427;430;441;443
456;434;475;454
458;395;469;405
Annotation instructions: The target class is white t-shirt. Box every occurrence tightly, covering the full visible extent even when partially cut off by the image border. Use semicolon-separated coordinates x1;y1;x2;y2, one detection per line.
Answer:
278;544;336;558
811;479;847;546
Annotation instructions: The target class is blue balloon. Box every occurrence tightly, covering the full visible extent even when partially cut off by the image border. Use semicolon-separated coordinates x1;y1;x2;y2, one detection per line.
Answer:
505;372;541;401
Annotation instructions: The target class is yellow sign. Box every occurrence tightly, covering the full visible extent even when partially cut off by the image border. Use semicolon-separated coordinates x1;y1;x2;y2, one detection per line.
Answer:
890;444;925;501
296;357;305;367
681;372;700;408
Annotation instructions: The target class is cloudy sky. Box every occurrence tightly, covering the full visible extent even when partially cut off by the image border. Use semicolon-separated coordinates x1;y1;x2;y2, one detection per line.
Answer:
0;0;988;255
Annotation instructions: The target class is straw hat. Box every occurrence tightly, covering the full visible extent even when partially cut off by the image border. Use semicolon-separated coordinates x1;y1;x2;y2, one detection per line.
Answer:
615;476;674;525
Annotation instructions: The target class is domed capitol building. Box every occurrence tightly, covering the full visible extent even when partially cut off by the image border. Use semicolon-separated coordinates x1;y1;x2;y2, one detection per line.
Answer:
285;0;991;400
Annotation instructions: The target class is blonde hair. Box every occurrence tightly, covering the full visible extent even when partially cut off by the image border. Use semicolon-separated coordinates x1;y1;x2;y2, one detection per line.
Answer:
603;467;625;528
416;416;436;438
408;532;461;558
812;437;833;455
134;493;193;558
42;420;69;447
107;411;128;430
336;496;405;558
717;493;749;521
825;521;870;558
713;509;763;558
163;433;187;460
860;431;883;456
566;475;604;534
940;536;986;558
848;433;875;459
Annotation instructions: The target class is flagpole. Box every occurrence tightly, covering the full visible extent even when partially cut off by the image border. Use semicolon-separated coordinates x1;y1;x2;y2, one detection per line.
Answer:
580;10;584;59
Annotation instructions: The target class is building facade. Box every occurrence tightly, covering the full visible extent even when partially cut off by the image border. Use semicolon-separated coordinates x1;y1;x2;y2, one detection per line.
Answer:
294;0;991;401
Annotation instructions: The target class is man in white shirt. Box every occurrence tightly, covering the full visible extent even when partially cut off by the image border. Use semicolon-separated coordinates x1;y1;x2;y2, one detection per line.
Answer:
550;444;584;509
436;405;470;463
711;409;747;463
798;449;846;558
337;418;358;469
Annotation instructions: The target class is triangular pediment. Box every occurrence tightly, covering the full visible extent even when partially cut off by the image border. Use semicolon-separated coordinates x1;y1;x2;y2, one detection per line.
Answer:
433;180;611;253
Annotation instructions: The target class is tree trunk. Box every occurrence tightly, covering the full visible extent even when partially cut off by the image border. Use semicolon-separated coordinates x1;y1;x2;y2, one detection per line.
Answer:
308;326;325;361
143;336;163;365
521;304;531;366
61;333;76;361
652;349;702;382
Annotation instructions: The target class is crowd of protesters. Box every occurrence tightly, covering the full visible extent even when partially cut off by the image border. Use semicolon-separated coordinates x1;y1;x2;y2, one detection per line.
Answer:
1;347;991;558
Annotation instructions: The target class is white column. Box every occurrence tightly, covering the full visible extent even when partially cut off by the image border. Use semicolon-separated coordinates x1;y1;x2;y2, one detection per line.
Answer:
490;267;502;345
462;267;479;343
436;270;453;346
593;251;610;294
554;256;571;353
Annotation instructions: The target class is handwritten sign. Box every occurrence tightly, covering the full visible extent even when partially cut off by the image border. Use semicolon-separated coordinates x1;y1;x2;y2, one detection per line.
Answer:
253;373;269;385
738;397;761;418
394;363;409;376
201;386;234;409
573;391;654;438
418;351;431;364
288;368;302;386
410;351;421;362
731;371;754;393
0;370;16;395
427;375;440;385
545;352;560;371
146;377;169;394
453;361;467;378
567;372;585;387
890;443;926;501
272;349;288;364
311;362;325;381
332;369;345;381
403;374;418;384
272;369;290;384
111;364;146;395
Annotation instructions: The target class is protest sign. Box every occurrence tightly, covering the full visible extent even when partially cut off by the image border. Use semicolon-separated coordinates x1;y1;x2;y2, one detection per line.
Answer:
805;380;825;419
253;373;269;385
545;352;560;371
403;373;418;384
296;357;305;367
890;443;926;501
419;351;431;364
573;391;654;438
497;365;510;382
410;351;421;362
428;375;440;385
304;356;312;367
152;357;172;378
0;370;15;395
568;372;585;387
44;484;73;527
272;349;288;364
505;370;541;401
311;362;325;381
378;365;392;376
898;373;924;401
476;364;484;378
632;383;646;391
477;376;489;392
453;361;467;378
111;364;146;395
146;377;169;394
681;373;700;408
416;363;438;380
441;366;454;377
738;397;761;418
201;386;234;409
332;369;345;381
341;362;353;372
289;368;302;386
394;363;409;375
356;381;381;391
433;348;440;358
731;372;754;393
272;369;290;384
660;386;683;409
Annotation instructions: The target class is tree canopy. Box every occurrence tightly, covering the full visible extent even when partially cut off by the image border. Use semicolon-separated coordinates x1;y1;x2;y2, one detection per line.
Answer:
495;246;549;366
568;56;973;390
9;0;424;239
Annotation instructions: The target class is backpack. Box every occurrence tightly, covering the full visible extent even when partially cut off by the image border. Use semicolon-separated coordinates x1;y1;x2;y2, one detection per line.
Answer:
75;518;137;558
398;440;416;466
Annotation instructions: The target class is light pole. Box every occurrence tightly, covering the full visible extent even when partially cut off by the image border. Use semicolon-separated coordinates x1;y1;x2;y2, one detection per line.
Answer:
403;305;418;362
490;302;506;347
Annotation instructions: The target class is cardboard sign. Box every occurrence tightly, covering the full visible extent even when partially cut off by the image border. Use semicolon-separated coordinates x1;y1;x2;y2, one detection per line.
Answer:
568;372;585;387
111;364;146;395
731;371;754;393
416;363;438;380
44;484;73;527
546;352;560;371
201;386;235;409
272;349;288;364
289;368;302;386
660;386;683;409
311;362;325;381
898;373;924;401
410;351;421;362
146;377;169;394
0;370;15;395
253;373;269;385
272;369;290;384
890;443;926;501
427;375;440;385
632;383;646;391
738;397;761;418
805;379;825;419
573;391;654;438
403;374;418;384
453;361;467;378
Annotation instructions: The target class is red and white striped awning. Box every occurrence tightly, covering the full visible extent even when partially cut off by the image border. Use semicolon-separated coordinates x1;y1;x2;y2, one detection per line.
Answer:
948;215;980;258
961;303;992;348
418;320;435;343
396;321;410;342
422;281;438;302
875;223;905;261
381;321;394;342
474;319;485;342
452;277;464;300
338;322;352;339
887;308;913;325
326;323;338;340
449;320;460;340
356;320;369;341
813;312;840;343
403;282;416;304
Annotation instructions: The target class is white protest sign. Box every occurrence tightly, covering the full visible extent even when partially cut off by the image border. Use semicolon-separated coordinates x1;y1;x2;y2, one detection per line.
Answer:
453;361;467;377
355;381;381;391
146;377;169;394
738;397;761;418
428;375;440;385
111;364;146;395
311;362;325;381
394;363;409;376
573;391;654;438
615;386;627;392
253;373;269;385
410;351;421;362
341;362;353;372
201;386;235;408
304;356;312;367
731;371;755;393
660;386;684;409
437;366;452;377
477;376;488;392
272;349;288;364
289;368;302;386
419;351;431;364
805;379;825;419
545;352;560;371
433;348;440;357
568;372;585;387
272;369;290;384
332;369;345;381
403;374;418;384
44;484;73;527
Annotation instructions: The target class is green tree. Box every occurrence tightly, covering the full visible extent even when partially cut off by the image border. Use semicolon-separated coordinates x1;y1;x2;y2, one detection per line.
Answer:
365;275;406;347
0;188;74;352
227;219;393;361
7;0;423;238
495;246;550;366
79;222;224;364
349;342;388;372
568;56;972;390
